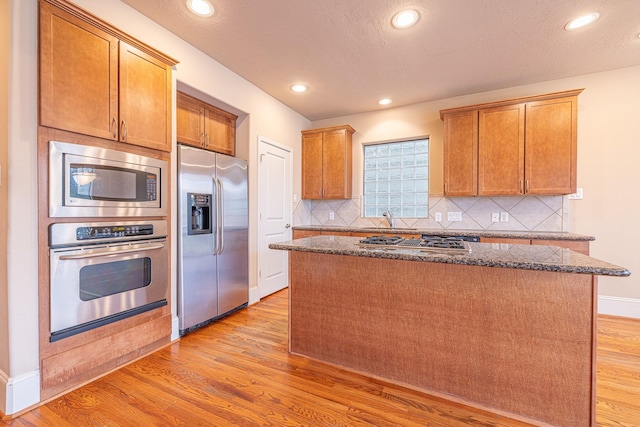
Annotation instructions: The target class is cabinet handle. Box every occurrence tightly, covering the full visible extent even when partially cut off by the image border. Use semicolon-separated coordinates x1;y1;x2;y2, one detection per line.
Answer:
111;117;117;139
520;180;524;193
206;134;210;147
121;120;127;140
201;132;205;147
526;180;530;193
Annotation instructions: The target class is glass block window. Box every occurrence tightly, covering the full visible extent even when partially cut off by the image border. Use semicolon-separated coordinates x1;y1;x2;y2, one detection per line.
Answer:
363;138;429;218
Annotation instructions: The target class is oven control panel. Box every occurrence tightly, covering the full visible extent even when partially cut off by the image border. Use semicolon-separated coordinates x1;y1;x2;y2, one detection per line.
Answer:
49;220;168;248
76;224;154;240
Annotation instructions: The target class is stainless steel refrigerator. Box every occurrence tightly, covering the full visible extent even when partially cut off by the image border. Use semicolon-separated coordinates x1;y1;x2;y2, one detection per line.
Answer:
178;144;248;335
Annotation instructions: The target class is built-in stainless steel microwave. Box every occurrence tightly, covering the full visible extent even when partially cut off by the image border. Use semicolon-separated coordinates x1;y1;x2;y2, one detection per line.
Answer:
49;141;168;218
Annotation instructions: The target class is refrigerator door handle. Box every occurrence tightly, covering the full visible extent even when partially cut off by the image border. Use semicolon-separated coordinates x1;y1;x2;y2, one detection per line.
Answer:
212;176;219;255
218;177;225;254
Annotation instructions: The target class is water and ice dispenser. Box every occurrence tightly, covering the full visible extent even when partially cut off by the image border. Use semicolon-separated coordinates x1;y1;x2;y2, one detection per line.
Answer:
188;193;212;235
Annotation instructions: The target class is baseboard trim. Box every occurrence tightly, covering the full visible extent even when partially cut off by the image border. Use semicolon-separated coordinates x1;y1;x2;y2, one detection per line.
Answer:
598;295;640;319
171;315;180;341
0;369;40;416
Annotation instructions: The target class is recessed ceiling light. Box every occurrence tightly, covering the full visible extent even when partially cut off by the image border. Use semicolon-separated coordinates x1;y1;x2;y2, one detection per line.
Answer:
392;9;419;29
378;98;392;106
186;0;214;17
564;12;600;30
290;84;308;93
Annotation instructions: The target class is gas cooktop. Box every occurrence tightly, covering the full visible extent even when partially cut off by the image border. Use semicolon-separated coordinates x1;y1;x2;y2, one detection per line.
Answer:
356;235;474;254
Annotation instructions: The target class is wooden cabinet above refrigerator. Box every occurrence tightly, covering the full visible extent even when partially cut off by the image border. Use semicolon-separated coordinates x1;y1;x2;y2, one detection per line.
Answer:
176;92;238;156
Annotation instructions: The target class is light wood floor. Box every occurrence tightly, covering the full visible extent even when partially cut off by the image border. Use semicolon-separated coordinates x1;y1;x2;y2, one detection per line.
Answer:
2;289;639;426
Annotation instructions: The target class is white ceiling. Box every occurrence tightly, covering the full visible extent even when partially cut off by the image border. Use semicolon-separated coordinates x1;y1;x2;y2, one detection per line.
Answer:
120;0;640;121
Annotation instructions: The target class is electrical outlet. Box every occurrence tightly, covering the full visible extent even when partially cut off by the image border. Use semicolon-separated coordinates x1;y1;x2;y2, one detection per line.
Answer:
435;212;442;222
329;211;335;220
293;193;298;203
568;188;584;200
491;213;500;223
500;212;509;222
448;212;462;222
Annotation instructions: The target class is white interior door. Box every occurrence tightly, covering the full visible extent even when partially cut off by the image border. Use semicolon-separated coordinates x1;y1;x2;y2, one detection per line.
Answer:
258;136;292;298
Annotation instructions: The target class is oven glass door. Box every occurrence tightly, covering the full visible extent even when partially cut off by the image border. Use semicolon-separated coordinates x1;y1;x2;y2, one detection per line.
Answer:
79;257;151;301
50;239;168;337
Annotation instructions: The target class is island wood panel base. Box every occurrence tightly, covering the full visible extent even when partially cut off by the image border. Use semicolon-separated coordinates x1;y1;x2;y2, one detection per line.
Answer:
289;251;596;427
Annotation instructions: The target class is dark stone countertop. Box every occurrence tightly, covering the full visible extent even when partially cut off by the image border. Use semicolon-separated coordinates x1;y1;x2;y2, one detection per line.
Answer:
270;235;629;277
292;225;595;241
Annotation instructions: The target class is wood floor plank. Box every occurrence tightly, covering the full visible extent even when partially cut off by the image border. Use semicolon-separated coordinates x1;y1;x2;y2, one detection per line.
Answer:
2;290;639;426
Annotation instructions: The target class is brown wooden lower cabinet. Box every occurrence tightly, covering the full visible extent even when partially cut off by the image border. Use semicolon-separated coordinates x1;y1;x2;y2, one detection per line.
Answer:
480;237;531;245
295;231;590;254
481;236;590;255
292;230;319;239
532;238;590;255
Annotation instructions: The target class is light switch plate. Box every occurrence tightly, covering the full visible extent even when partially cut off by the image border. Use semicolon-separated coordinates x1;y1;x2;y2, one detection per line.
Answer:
435;212;442;222
491;213;500;222
500;212;509;222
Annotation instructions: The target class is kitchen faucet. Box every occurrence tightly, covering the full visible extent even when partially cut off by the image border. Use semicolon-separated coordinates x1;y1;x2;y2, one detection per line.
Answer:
383;211;395;228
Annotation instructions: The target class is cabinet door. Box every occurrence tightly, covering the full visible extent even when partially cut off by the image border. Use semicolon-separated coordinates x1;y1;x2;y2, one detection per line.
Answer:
176;94;205;148
292;230;320;239
301;132;324;199
205;107;237;156
443;111;478;196
478;104;525;195
39;2;118;140
119;42;172;152
480;237;531;245
322;128;352;199
531;239;589;255
525;96;577;194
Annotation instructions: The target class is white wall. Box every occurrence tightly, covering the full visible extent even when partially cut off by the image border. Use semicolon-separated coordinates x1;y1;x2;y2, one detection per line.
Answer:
2;0;310;415
312;66;640;313
1;0;41;416
0;0;10;409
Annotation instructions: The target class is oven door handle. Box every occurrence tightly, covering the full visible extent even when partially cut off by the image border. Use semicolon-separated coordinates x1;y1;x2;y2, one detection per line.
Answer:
58;243;165;260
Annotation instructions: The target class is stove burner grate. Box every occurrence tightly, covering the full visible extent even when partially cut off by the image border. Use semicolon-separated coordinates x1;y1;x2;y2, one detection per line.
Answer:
357;234;472;253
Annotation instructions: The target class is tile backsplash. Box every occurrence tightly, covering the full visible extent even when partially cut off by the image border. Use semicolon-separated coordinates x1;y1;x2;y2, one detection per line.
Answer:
293;195;568;232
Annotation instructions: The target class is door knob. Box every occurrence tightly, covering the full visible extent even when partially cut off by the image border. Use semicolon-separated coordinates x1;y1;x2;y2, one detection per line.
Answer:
285;224;291;228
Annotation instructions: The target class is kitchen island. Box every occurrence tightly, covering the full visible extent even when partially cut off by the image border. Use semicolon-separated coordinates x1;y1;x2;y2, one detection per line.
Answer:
270;236;629;427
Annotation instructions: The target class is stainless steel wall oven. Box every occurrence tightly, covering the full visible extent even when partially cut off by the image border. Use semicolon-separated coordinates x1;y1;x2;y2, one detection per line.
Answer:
49;220;168;342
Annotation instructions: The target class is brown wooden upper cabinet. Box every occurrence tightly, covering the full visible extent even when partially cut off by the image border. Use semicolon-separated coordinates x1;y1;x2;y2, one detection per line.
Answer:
39;0;177;152
302;125;355;199
176;92;238;156
440;89;583;196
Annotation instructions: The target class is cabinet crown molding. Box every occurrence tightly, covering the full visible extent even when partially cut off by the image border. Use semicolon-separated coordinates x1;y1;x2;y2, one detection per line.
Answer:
41;0;179;66
302;124;355;135
439;88;584;120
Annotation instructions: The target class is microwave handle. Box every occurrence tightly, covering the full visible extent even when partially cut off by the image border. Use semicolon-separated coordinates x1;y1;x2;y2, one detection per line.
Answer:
58;243;165;260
